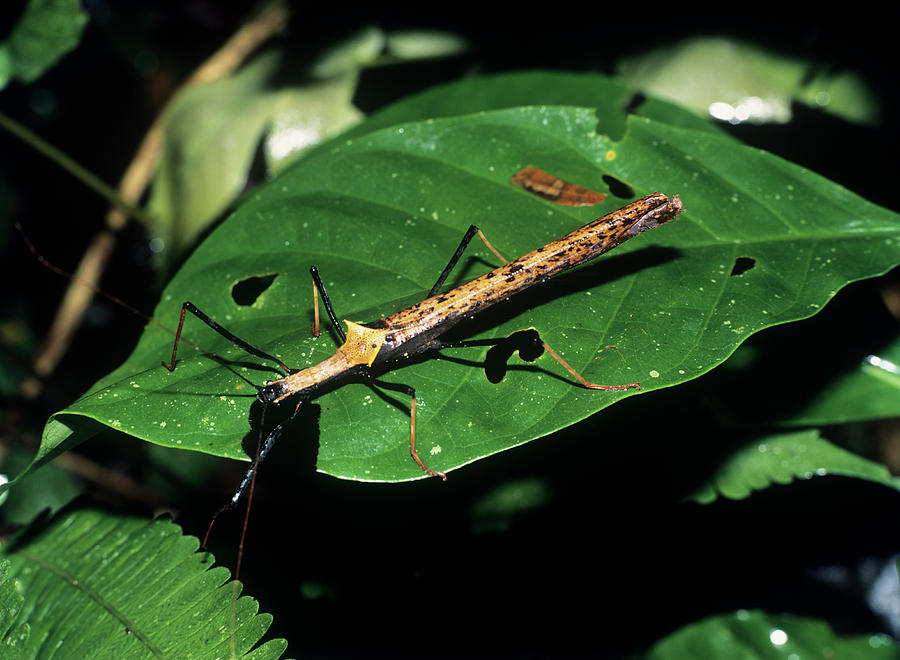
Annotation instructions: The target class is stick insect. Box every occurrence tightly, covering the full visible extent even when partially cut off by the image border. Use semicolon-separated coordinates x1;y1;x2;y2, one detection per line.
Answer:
162;191;684;511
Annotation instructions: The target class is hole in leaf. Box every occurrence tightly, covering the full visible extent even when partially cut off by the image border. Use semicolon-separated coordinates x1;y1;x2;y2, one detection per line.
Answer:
729;257;756;277
232;274;278;306
484;329;545;383
601;175;634;199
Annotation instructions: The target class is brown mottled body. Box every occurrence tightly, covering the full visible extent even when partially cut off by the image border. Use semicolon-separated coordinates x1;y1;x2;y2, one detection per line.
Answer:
264;192;683;403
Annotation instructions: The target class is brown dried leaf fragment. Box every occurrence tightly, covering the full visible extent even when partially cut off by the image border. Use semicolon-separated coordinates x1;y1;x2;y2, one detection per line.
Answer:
510;166;606;206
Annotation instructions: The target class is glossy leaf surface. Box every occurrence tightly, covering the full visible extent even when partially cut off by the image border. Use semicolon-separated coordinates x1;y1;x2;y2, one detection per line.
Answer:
31;99;900;483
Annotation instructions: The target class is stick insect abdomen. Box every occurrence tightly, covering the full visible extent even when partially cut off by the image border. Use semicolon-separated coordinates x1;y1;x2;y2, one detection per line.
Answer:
377;192;682;348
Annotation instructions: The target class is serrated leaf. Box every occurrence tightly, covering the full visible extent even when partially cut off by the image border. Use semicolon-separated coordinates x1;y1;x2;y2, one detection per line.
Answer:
0;507;285;659
646;609;899;659
691;430;900;504
18;77;900;485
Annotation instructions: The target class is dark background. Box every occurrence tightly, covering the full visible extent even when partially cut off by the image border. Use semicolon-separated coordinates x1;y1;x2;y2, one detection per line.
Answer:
1;3;899;656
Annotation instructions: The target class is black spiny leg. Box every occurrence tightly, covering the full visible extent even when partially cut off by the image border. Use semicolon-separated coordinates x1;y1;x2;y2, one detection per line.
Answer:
162;301;291;374
428;225;481;297
202;396;306;548
429;224;509;298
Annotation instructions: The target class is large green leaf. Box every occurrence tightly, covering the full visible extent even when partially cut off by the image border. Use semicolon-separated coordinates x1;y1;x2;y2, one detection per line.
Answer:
646;609;898;659
343;70;722;141
0;506;285;659
691;429;900;504
0;560;27;656
22;98;900;484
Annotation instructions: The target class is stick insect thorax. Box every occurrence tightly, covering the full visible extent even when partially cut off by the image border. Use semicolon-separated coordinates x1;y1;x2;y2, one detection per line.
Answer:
260;192;683;405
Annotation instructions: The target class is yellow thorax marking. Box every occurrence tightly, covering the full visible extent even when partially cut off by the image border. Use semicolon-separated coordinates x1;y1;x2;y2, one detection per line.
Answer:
342;320;388;367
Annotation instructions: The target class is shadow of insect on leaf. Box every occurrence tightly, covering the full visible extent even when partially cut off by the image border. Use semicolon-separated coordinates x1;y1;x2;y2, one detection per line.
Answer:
484;329;545;383
231;274;279;306
244;396;321;468
434;329;549;384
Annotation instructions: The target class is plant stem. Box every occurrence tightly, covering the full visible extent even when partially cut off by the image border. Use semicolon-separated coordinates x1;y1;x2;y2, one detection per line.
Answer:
0;110;154;226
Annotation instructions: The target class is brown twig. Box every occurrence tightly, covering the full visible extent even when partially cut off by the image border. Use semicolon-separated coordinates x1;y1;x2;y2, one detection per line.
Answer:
21;1;290;398
52;449;171;509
